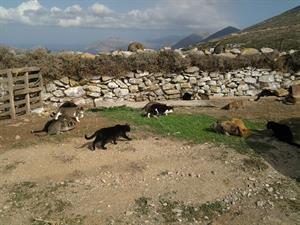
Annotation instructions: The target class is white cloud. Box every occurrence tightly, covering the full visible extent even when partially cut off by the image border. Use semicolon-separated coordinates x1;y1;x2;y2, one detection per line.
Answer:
0;0;234;31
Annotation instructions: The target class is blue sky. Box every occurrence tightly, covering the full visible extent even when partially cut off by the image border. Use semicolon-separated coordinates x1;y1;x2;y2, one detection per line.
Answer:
0;0;299;48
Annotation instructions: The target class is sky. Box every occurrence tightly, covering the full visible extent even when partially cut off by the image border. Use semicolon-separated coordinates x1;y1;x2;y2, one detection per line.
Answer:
0;0;299;49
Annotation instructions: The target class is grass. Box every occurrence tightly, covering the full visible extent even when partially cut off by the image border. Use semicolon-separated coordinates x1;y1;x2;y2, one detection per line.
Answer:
99;106;265;154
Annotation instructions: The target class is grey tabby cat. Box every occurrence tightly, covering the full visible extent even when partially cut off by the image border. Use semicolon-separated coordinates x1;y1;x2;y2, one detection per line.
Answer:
32;115;77;135
51;101;84;122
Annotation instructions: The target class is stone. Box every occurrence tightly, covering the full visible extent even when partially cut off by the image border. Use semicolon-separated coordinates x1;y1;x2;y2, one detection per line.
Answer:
53;80;66;87
173;75;184;82
162;83;175;90
211;86;221;93
144;79;152;86
230;48;241;54
241;48;260;56
166;94;180;99
103;92;113;99
31;107;44;114
73;98;86;105
65;86;86;97
113;88;129;97
237;84;249;91
261;47;274;54
128;78;143;85
60;76;69;85
274;88;289;97
189;77;197;84
199;77;211;82
86;85;101;93
125;72;135;78
129;85;139;93
135;71;149;78
227;82;238;88
42;92;52;100
208;80;217;86
50;97;60;102
259;75;274;83
81;52;96;59
185;66;199;73
53;89;65;97
115;80;127;89
108;82;119;89
164;89;180;95
69;79;79;87
180;83;192;89
102;76;113;82
15;135;21;140
46;83;57;92
87;92;101;98
245;77;257;84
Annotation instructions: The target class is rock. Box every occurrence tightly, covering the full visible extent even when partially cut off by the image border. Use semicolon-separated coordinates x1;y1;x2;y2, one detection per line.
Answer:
53;89;65;97
128;42;144;52
60;77;69;85
259;75;274;83
237;84;249;91
54;80;67;87
15;135;21;140
113;88;129;97
69;79;79;87
115;80;127;89
241;48;260;56
185;66;199;73
208;80;217;86
46;83;57;92
81;53;96;59
102;76;113;82
256;200;264;207
108;82;119;89
166;94;180;99
135;71;149;78
189;77;197;84
128;78;143;85
162;83;175;90
180;83;191;89
31;107;44;114
164;89;180;95
261;47;274;54
73;98;86;105
86;86;101;93
65;87;86;97
230;48;241;54
274;88;289;97
245;77;256;84
173;75;184;82
129;85;139;93
211;86;221;93
86;92;101;98
42;92;52;100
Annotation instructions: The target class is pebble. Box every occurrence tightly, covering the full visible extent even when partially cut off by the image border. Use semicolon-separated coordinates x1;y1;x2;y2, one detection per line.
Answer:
248;177;256;181
15;135;21;140
256;200;264;207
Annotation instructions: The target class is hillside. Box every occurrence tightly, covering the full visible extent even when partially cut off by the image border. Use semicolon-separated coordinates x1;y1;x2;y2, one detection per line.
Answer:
194;5;300;51
86;37;128;53
201;26;240;43
172;33;208;49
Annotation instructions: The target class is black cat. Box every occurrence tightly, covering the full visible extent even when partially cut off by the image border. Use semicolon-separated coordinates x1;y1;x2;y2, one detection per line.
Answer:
254;89;276;101
267;121;300;148
182;92;192;100
85;124;131;150
146;103;174;118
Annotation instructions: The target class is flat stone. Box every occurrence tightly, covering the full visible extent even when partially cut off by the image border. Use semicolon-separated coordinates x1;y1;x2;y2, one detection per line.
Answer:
102;76;113;82
162;83;175;90
129;85;139;93
259;75;274;83
87;92;101;98
180;83;191;89
53;80;66;87
115;80;127;88
164;89;180;95
230;48;241;54
113;88;129;97
46;83;57;92
60;76;69;85
241;48;260;56
128;78;143;85
86;85;101;93
245;77;257;84
64;86;86;97
108;82;119;89
185;66;199;73
53;89;65;97
261;47;274;54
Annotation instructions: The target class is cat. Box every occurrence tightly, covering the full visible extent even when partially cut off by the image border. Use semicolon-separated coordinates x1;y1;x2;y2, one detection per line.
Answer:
212;118;251;138
31;116;77;135
144;103;174;118
267;121;300;148
85;124;132;150
254;89;278;101
182;92;192;100
51;101;84;122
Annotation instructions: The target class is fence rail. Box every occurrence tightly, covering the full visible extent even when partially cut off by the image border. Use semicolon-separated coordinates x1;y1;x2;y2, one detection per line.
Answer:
0;67;43;119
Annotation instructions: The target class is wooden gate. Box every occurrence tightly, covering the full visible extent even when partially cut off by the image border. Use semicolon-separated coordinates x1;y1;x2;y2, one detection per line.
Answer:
0;67;43;120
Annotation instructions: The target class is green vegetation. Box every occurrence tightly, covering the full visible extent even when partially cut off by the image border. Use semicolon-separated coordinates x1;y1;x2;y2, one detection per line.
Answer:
99;106;265;154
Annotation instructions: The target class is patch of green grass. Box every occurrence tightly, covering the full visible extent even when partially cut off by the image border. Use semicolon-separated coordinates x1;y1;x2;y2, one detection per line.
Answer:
99;106;264;154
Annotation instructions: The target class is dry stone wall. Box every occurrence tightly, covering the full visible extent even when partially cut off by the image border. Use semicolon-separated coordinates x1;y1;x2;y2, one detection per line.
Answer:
43;67;300;105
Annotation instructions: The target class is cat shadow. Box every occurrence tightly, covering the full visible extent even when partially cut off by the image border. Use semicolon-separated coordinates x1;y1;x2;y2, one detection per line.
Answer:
245;119;300;182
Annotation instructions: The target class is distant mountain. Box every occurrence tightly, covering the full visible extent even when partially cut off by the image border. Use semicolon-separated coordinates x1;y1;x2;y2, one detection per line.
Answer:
201;26;240;43
172;32;209;49
194;5;300;51
145;35;185;49
86;37;129;53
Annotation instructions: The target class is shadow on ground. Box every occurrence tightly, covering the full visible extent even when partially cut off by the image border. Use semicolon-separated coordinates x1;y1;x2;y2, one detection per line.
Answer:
246;117;300;182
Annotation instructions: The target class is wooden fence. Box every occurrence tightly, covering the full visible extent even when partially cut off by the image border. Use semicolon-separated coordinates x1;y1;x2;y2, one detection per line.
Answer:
0;67;43;120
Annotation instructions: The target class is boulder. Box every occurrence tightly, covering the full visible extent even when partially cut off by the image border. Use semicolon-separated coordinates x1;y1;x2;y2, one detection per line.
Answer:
259;75;274;83
108;82;119;89
53;80;66;88
241;48;260;56
64;87;86;97
185;66;199;73
86;85;101;93
113;88;129;97
260;47;274;54
244;77;256;84
128;42;144;52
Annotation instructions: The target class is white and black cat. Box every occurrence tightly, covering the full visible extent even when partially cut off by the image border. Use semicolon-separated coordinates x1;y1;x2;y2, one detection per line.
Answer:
143;102;174;118
32;115;77;135
85;124;132;150
51;101;84;122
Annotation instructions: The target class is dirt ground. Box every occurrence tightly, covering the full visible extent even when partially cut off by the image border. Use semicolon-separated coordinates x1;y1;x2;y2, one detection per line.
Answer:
0;99;299;225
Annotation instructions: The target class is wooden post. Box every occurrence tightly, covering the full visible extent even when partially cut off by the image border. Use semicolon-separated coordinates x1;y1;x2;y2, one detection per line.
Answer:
7;70;16;120
24;72;30;114
38;72;43;104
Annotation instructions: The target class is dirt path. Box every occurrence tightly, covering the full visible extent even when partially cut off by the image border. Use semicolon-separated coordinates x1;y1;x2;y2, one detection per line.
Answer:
0;100;299;224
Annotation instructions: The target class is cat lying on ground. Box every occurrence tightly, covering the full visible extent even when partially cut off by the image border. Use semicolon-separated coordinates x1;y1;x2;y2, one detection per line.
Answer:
267;121;300;148
212;118;251;138
85;124;132;150
31;115;77;135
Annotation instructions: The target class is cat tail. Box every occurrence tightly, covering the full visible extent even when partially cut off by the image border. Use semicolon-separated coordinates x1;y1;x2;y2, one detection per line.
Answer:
85;131;97;140
254;95;261;101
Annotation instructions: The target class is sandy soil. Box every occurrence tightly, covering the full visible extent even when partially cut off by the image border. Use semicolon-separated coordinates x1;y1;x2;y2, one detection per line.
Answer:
0;99;299;225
